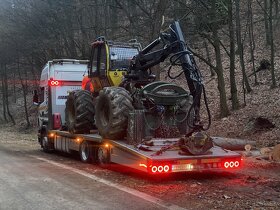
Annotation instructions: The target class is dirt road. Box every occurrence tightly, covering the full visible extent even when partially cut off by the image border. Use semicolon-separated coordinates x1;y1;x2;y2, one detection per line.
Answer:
0;128;279;209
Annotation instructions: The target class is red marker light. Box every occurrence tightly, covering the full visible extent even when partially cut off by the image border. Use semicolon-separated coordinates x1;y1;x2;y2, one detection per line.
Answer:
150;164;171;174
49;80;60;86
223;159;241;169
151;166;157;173
234;161;240;167
158;166;163;173
163;165;170;172
224;162;229;168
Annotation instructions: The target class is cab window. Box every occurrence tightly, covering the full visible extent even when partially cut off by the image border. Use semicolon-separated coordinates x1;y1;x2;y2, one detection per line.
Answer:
89;43;107;77
110;47;138;70
99;44;107;77
89;46;98;76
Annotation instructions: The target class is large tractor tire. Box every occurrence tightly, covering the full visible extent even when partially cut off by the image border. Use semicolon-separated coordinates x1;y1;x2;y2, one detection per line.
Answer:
95;87;134;140
65;90;95;134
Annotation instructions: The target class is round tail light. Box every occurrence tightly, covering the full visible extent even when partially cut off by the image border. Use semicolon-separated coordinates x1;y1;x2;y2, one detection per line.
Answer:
151;166;157;173
163;165;169;172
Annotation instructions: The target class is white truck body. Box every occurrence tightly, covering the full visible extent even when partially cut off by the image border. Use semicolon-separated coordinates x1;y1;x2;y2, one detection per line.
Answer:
38;59;88;128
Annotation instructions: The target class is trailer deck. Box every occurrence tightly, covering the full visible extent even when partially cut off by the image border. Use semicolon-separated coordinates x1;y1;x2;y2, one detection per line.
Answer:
49;130;242;174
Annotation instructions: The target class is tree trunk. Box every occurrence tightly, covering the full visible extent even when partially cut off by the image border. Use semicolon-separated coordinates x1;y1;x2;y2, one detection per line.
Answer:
17;59;31;127
228;0;239;110
30;54;39;88
235;0;252;94
271;144;280;161
151;0;168;39
13;70;16;103
275;0;279;19
211;0;229;118
264;0;270;45
269;0;277;88
204;40;215;77
212;137;256;150
1;65;7;122
248;0;258;85
3;64;15;125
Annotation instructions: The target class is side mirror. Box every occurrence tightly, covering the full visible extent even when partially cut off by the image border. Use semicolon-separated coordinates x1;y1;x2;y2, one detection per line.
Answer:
33;90;39;105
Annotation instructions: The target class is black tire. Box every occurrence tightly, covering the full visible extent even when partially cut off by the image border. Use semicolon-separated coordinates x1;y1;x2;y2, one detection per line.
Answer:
95;146;110;166
65;90;95;134
41;136;52;153
95;87;133;140
79;141;92;163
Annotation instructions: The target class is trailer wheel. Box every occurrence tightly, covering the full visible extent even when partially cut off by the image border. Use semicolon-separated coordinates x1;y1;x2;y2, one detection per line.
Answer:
95;146;109;166
42;136;52;153
79;141;92;163
95;87;133;140
65;90;95;134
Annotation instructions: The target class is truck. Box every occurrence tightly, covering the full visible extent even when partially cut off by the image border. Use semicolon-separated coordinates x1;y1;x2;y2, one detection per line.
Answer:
36;59;88;151
34;21;242;174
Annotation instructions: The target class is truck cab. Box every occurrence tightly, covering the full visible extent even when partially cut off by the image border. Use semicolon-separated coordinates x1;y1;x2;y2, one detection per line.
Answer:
35;59;88;148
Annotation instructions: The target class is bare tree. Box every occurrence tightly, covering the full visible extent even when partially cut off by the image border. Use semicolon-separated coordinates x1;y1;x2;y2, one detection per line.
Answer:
269;0;277;88
1;63;15;125
203;40;215;77
264;0;270;45
17;56;31;128
235;0;252;96
211;0;229;117
228;0;239;110
248;0;258;85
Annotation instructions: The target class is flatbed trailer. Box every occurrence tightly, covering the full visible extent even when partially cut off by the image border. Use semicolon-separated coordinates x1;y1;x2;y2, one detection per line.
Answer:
48;130;242;174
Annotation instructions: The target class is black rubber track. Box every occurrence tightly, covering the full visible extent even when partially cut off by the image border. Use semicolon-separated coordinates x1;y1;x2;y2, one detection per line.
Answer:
95;87;134;140
65;90;95;134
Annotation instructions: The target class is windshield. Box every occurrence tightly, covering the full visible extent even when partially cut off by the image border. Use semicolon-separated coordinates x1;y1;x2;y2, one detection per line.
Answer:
110;47;139;70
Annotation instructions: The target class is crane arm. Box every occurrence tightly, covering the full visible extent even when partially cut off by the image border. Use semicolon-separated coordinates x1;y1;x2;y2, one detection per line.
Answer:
125;21;209;131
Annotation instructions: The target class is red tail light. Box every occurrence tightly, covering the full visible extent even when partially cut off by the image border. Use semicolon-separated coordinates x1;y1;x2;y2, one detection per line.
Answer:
49;80;61;86
149;164;171;174
163;165;170;172
151;166;158;173
223;159;241;169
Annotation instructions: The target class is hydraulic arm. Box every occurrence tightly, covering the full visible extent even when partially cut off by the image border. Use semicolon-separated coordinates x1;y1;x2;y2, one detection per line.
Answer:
124;21;210;132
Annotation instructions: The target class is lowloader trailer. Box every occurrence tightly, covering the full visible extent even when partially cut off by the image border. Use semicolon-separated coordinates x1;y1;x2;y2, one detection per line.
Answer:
45;130;242;174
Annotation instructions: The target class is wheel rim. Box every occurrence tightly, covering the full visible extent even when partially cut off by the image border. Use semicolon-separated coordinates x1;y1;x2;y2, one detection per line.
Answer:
81;142;89;161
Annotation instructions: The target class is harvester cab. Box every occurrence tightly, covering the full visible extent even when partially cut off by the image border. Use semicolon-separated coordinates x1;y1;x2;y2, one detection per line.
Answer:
86;37;141;93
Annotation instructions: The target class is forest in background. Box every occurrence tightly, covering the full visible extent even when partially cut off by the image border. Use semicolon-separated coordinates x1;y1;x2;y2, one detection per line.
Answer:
0;0;279;129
